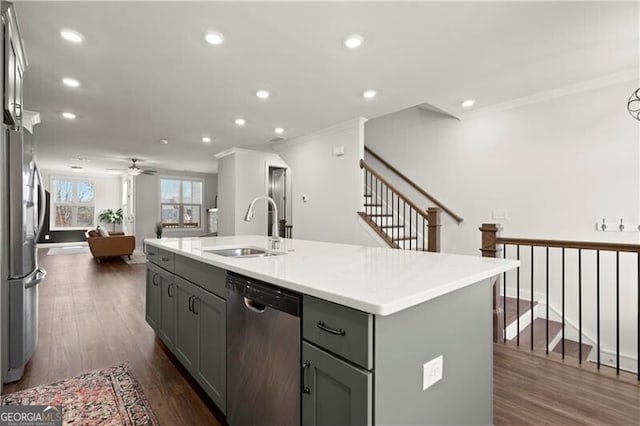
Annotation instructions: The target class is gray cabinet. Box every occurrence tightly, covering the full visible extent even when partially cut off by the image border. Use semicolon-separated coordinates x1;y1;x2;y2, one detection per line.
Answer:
158;270;176;349
192;284;226;413
302;296;374;425
145;264;161;330
174;277;199;372
174;276;227;414
146;251;227;415
302;341;372;426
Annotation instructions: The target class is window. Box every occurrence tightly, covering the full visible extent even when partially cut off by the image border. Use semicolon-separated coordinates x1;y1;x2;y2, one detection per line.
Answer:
51;177;95;229
160;178;203;229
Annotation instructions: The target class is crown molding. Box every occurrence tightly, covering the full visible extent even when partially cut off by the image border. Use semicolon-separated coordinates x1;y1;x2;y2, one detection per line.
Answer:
458;69;639;120
273;117;367;151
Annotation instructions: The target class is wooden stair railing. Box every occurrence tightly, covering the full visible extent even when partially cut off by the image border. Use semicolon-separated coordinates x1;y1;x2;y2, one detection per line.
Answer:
481;223;640;382
365;146;463;224
360;159;441;252
278;219;293;238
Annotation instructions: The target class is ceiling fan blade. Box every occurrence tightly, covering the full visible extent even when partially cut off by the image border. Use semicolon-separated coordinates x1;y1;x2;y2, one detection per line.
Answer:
141;170;157;175
105;168;127;171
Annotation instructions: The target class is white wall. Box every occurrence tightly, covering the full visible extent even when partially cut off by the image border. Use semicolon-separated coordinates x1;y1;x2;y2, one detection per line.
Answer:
216;153;236;236
41;170;122;231
134;170;217;247
274;118;377;245
216;148;288;236
365;81;640;369
365;81;640;254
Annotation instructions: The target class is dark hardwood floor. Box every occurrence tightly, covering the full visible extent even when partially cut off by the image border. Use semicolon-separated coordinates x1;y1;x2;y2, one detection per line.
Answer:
3;249;223;425
494;344;640;425
3;249;639;425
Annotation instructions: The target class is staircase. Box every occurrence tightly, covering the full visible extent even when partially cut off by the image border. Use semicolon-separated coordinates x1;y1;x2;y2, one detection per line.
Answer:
504;297;592;362
359;147;462;251
481;225;640;381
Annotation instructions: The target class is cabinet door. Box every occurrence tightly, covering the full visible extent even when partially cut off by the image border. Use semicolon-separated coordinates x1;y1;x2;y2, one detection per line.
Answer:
174;277;198;372
192;285;226;413
302;342;372;426
145;265;161;330
158;273;176;349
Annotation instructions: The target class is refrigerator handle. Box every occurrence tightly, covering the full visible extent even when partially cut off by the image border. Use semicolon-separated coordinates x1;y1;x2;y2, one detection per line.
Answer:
24;269;46;289
34;163;47;243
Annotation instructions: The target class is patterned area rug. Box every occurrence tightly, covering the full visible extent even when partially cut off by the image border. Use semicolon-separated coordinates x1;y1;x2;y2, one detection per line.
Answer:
1;363;159;425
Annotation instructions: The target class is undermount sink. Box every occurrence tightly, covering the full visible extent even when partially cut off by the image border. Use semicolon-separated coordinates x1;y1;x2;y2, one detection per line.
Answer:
204;247;285;258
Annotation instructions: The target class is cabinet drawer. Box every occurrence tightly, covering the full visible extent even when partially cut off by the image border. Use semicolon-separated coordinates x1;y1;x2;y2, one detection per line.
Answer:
303;296;373;370
174;254;226;299
144;243;159;264
157;249;175;272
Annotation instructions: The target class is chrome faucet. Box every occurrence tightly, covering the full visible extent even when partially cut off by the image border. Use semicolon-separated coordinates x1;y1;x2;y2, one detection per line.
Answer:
244;195;281;249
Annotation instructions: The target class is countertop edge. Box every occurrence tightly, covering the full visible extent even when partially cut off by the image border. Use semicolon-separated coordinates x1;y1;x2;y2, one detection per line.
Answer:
144;238;519;316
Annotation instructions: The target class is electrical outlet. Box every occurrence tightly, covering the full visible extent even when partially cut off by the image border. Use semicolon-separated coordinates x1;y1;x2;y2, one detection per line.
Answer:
422;355;443;390
44;235;50;240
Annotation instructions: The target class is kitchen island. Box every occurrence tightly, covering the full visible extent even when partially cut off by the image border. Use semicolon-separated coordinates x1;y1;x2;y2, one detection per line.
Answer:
144;235;518;425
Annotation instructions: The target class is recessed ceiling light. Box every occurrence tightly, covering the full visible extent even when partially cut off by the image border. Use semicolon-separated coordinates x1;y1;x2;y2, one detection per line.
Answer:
62;112;76;120
344;34;363;49
202;136;212;143
205;31;224;45
60;29;84;43
234;118;246;126
274;127;284;135
256;89;270;99
70;166;83;173
62;77;80;87
362;89;377;99
461;99;476;108
160;139;169;145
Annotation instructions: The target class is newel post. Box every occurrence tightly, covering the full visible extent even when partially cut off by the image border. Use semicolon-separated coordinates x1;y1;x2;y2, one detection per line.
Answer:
480;223;503;342
426;207;442;252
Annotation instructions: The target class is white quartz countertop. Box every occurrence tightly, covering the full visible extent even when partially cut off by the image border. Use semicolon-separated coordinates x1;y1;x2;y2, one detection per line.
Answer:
144;236;519;316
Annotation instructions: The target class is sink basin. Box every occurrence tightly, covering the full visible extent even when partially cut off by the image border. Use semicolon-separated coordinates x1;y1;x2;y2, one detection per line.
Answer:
204;247;284;258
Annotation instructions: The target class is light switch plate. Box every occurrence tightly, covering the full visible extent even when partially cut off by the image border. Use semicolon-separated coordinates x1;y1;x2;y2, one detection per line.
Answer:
422;355;443;390
492;209;508;220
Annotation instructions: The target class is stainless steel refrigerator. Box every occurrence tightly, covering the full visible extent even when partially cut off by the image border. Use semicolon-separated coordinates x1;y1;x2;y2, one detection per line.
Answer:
1;126;46;383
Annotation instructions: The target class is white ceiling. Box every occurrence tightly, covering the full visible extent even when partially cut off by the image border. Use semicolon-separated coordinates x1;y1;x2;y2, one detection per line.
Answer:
14;1;639;174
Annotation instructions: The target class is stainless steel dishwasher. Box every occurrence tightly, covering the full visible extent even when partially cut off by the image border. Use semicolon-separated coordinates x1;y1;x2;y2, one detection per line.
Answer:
226;272;301;426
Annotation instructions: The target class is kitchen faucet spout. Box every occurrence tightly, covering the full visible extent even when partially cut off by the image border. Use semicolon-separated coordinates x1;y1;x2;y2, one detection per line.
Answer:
243;195;281;249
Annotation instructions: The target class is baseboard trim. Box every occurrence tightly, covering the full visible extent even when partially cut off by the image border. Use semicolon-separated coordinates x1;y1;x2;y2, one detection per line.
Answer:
37;241;88;248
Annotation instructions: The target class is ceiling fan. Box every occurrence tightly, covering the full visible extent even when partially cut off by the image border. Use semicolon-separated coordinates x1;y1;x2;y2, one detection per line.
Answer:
106;158;157;176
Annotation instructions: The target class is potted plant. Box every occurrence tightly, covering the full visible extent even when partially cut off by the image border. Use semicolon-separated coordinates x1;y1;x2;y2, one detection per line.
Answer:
97;208;124;232
155;221;163;239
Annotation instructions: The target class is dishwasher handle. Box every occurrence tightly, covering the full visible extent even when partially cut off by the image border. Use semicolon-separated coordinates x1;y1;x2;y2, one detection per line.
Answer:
244;297;267;314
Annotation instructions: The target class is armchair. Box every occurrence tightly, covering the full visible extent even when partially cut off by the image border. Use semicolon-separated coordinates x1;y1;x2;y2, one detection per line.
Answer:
85;229;136;262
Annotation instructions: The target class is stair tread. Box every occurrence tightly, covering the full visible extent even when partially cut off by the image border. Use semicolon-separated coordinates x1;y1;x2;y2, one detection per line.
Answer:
364;194;372;198
511;318;563;350
380;225;403;229
363;203;383;207
504;297;538;326
552;338;592;362
392;236;417;241
369;214;392;217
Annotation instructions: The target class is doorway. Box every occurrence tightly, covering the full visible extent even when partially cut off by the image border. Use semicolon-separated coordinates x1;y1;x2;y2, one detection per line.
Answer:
267;167;286;237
